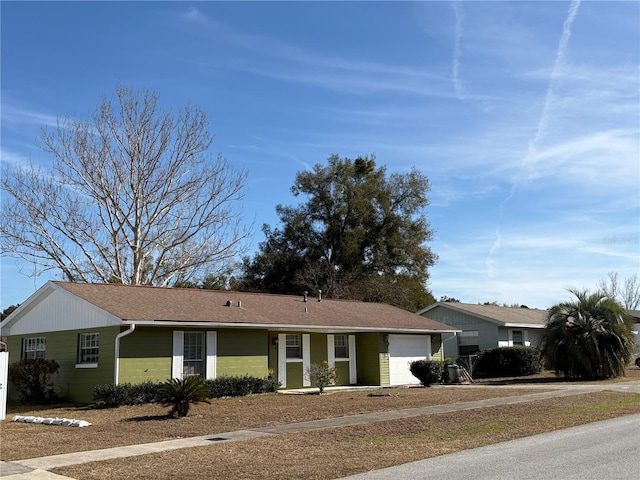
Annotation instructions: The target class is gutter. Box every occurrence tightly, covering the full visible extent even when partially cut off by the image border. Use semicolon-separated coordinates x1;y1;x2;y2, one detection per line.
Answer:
120;320;459;334
114;324;136;385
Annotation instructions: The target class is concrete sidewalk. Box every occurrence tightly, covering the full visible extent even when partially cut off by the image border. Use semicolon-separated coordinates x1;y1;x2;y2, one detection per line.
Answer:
2;382;639;479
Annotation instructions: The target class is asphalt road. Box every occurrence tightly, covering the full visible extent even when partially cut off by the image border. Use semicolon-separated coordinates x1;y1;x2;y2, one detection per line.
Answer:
341;413;640;480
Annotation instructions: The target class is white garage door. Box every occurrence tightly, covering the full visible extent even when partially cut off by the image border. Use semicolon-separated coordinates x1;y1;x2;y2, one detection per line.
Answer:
388;334;431;385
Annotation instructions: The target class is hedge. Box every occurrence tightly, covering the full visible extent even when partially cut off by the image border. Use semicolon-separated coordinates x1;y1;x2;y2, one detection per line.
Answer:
474;346;542;378
93;374;279;407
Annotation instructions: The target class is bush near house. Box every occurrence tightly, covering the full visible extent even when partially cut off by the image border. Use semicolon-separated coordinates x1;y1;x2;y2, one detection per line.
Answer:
205;374;279;398
409;360;445;387
93;374;279;407
94;381;161;407
307;361;338;394
474;346;542;378
8;358;61;404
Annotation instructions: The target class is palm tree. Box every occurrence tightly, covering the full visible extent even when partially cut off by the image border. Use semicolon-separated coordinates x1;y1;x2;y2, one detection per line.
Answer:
157;376;211;418
541;289;635;380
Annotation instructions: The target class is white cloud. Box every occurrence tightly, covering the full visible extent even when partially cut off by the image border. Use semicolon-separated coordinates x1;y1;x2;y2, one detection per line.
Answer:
1;99;59;129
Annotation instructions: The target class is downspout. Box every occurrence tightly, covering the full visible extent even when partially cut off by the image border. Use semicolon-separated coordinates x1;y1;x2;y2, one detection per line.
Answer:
114;324;136;385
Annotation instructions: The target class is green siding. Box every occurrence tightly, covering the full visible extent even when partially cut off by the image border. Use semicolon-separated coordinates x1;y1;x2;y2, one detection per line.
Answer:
5;327;119;403
268;332;279;380
286;361;304;389
310;333;327;366
119;327;172;384
334;360;350;385
217;329;269;377
356;333;384;386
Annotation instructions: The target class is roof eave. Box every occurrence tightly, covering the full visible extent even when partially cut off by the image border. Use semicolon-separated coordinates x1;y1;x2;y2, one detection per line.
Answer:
121;320;460;333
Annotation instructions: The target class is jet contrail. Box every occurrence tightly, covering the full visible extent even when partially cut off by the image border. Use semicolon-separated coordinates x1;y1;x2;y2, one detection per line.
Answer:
486;0;582;276
452;0;466;100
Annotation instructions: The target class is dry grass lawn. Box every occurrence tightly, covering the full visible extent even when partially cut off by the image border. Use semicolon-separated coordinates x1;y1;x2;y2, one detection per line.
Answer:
53;390;640;480
3;368;640;480
2;386;537;460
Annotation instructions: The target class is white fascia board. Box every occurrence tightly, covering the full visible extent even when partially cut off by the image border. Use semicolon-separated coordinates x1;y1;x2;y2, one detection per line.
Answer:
121;320;460;334
503;323;546;329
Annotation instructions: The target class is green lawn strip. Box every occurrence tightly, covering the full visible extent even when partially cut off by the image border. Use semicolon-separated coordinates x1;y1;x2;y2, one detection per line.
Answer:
53;391;640;480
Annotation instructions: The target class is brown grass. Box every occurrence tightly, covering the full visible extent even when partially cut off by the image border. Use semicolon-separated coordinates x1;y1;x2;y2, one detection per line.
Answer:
1;386;536;460
53;390;640;480
4;367;640;479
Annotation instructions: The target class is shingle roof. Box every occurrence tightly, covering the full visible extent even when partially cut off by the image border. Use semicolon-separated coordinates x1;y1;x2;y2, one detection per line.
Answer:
54;282;456;333
421;302;549;327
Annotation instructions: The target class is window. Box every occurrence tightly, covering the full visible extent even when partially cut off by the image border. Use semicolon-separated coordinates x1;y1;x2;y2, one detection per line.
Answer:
286;334;302;359
23;337;46;359
78;333;99;364
183;331;204;377
458;330;479;355
334;334;348;358
512;330;524;346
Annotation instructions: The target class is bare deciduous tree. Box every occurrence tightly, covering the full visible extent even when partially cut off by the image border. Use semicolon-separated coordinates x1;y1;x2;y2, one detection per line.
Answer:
597;272;640;310
1;87;250;286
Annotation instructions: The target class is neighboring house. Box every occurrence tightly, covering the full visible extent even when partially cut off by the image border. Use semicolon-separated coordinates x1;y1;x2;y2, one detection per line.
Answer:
629;310;640;357
416;302;548;359
0;282;457;402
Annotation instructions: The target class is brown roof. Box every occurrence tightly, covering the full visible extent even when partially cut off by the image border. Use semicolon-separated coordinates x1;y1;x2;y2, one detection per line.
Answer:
54;282;456;333
422;302;548;327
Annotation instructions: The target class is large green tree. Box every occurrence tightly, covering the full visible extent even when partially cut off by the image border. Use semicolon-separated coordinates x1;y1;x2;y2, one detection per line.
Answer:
540;289;635;380
239;154;437;311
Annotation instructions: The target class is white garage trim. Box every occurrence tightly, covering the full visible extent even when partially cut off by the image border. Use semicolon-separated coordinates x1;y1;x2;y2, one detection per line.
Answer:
388;334;431;386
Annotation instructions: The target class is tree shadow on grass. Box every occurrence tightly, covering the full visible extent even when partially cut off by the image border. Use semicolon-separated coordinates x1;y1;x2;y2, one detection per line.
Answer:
123;414;171;422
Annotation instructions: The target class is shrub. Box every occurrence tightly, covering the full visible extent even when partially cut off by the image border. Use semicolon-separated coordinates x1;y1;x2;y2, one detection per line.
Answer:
205;374;279;398
93;381;162;407
8;358;60;404
475;346;542;378
157;376;210;418
307;361;338;394
409;360;444;387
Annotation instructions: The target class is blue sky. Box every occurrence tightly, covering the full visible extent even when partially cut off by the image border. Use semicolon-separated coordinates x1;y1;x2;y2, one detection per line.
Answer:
1;1;638;311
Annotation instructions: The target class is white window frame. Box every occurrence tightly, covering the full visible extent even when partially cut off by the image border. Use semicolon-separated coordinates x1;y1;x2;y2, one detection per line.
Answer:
22;337;46;360
278;333;310;388
182;331;205;377
511;330;524;346
76;333;99;368
172;331;217;380
285;334;303;360
334;334;349;359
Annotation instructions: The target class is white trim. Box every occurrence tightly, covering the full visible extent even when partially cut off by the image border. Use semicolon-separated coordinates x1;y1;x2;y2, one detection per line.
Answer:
426;334;432;359
327;334;335;368
75;363;98;369
172;331;184;379
278;333;287;388
119;320;458;334
114;324;136;385
302;334;311;387
0;351;8;421
508;329;525;347
348;334;357;384
206;331;217;379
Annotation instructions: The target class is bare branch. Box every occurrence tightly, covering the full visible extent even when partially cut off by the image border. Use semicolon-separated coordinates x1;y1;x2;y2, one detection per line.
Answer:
1;87;251;285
